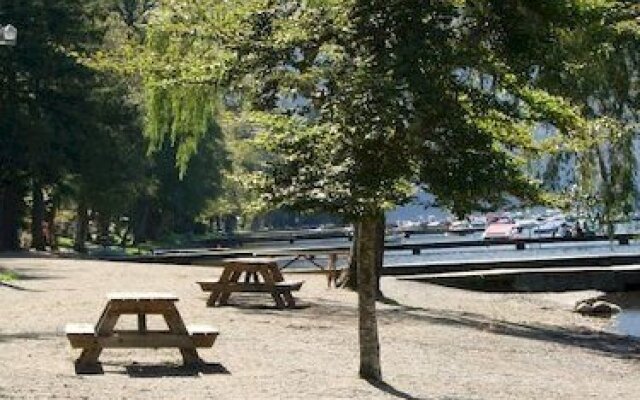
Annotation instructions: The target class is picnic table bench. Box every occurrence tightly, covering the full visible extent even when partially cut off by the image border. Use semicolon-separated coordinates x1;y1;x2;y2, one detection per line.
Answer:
66;292;218;373
198;258;303;308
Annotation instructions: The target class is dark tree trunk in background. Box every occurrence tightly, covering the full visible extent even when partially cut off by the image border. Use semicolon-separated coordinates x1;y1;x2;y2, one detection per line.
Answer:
223;214;237;234
74;200;89;253
31;180;46;251
0;182;23;251
46;192;59;250
96;213;110;247
133;197;153;244
357;214;382;381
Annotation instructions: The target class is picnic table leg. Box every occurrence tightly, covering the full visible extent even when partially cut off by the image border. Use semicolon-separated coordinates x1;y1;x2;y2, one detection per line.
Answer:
258;265;287;309
218;270;242;305
76;346;102;366
327;253;337;288
96;302;121;334
281;290;296;308
207;267;234;306
243;271;260;283
270;291;286;308
137;314;147;333
162;307;202;366
74;301;121;371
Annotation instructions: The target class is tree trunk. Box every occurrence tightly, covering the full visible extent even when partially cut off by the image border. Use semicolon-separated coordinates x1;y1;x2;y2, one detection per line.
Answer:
0;182;23;252
74;200;89;253
133;199;151;244
96;213;110;247
341;212;385;295
46;192;59;251
357;214;382;381
373;212;385;297
31;180;46;251
340;223;359;289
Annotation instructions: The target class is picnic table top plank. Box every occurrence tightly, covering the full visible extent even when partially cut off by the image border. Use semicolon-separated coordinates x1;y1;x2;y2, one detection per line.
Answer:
222;257;278;265
107;292;179;301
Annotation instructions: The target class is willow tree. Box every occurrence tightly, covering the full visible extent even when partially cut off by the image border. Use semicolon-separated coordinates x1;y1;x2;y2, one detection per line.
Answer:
108;0;639;382
531;2;640;231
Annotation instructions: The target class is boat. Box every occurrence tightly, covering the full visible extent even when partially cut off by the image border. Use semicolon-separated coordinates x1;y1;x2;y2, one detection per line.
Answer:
447;218;487;235
482;222;518;240
533;217;567;237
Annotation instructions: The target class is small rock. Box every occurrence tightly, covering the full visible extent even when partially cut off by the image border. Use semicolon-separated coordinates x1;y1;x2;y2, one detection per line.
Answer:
591;301;621;316
574;300;621;317
574;302;593;314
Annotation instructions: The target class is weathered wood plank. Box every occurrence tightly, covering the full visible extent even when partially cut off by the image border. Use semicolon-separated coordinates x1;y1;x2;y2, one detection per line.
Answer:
107;292;179;301
68;332;216;348
198;281;303;292
222;257;278;265
65;323;94;335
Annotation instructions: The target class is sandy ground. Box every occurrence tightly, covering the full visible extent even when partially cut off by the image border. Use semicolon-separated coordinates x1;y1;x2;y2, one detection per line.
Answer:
1;256;640;399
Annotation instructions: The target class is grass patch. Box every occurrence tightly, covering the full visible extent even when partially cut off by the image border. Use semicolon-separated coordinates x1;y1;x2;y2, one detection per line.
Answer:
0;270;18;282
56;236;73;248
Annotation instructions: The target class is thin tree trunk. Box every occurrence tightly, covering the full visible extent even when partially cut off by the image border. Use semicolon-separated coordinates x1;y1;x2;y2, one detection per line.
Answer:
46;192;59;251
74;200;89;253
357;214;382;381
96;213;110;247
595;146;615;243
31;180;46;251
133;197;154;244
0;182;23;251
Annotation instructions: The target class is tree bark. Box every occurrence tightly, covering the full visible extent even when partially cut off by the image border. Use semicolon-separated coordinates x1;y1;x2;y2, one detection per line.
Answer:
46;192;59;251
31;180;46;251
341;212;385;295
96;212;111;247
340;223;359;289
0;182;23;252
74;200;89;253
373;211;385;297
357;214;382;381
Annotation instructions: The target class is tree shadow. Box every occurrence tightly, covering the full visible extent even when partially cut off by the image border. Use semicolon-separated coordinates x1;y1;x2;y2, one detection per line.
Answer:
0;331;55;343
253;296;640;361
0;281;40;291
378;298;640;361
366;378;423;399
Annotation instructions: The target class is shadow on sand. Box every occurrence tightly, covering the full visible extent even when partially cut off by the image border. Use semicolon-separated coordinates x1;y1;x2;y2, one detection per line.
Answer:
242;296;640;361
367;379;424;399
75;361;230;377
0;331;56;344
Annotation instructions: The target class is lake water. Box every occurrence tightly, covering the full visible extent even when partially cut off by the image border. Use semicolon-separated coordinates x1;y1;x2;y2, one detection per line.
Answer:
252;232;640;268
612;309;640;338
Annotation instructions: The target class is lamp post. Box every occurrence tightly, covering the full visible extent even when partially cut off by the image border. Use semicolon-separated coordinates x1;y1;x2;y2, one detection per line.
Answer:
0;24;17;46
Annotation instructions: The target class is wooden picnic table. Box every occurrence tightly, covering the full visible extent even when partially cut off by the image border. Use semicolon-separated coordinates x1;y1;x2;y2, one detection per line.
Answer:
65;292;218;373
198;258;303;308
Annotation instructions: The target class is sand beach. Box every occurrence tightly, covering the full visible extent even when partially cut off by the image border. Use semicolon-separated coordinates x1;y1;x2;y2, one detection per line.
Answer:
1;256;639;399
